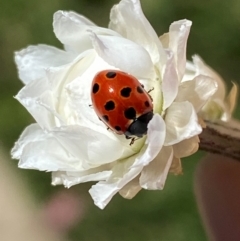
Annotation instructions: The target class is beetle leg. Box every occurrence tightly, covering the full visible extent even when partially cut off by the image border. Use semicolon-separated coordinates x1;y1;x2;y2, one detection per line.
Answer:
125;135;136;146
147;87;154;94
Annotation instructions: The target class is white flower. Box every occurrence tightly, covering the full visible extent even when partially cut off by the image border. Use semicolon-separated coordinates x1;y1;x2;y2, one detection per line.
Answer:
185;55;238;121
12;0;217;209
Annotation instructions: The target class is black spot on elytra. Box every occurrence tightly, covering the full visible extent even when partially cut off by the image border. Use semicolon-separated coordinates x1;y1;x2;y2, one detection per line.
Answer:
102;115;109;122
120;87;132;98
124;107;136;119
92;83;99;94
145;101;150;107
106;71;117;79
137;86;144;94
115;126;121;131
105;101;115;111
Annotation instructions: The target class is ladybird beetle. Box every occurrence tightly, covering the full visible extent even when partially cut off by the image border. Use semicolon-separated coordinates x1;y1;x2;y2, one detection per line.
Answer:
91;70;153;141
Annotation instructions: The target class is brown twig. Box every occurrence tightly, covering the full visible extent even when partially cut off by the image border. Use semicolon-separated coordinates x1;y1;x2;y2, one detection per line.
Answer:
199;119;240;160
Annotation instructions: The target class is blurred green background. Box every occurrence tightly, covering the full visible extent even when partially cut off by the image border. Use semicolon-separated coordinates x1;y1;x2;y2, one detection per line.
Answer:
0;0;240;240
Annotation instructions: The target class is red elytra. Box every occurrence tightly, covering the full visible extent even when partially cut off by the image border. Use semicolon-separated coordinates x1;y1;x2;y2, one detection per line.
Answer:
91;70;153;139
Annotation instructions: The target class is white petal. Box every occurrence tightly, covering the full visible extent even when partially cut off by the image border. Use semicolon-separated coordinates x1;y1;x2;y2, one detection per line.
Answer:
11;123;45;159
15;77;62;130
119;176;142;199
89;114;166;209
15;50;98;130
51;171;64;185
53;11;120;54
47;50;98;126
89;155;142;209
176;75;217;112
15;45;75;84
12;123;135;172
52;168;112;188
173;135;199;158
169;20;192;81
109;0;166;66
89;32;155;79
192;55;226;100
165;101;202;145
52;125;135;170
159;33;169;48
11;124;81;171
133;114;166;168
162;50;179;110
139;146;173;190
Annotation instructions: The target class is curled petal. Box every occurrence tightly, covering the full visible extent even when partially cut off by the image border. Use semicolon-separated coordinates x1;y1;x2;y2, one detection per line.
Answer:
15;45;75;84
109;0;166;65
133;114;166;168
139;146;173;190
89;155;142;209
89;114;166;209
173;135;199;158
169;157;182;175
165;101;202;145
89;32;155;79
226;82;238;114
192;55;226;100
53;11;119;53
162;50;179;110
119;176;142;199
169;20;192;80
176;75;218;112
